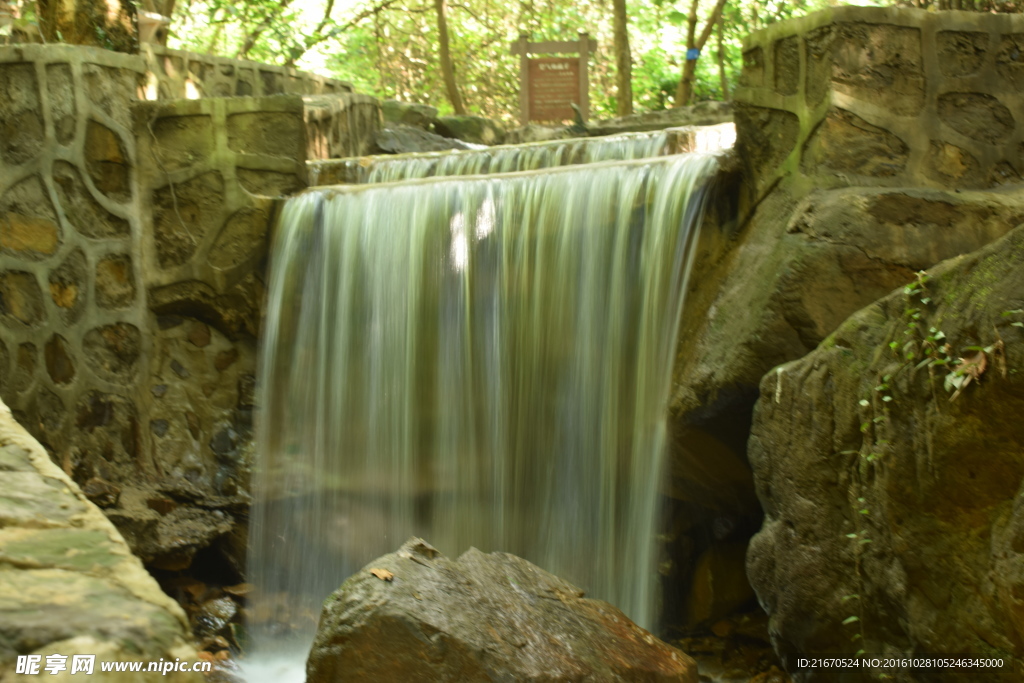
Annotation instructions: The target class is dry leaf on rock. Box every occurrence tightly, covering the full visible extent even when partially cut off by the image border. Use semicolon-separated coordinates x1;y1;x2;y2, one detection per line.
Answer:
370;568;394;581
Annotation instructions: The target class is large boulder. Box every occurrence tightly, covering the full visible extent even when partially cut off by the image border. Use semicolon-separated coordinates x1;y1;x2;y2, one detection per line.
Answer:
0;399;203;682
659;184;1024;630
433;115;505;146
588;102;732;136
381;100;438;130
374;125;474;154
504;123;574;145
307;538;698;682
747;223;1024;678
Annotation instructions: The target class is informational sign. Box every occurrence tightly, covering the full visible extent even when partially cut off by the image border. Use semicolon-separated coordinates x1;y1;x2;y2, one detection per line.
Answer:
510;32;597;126
527;58;580;122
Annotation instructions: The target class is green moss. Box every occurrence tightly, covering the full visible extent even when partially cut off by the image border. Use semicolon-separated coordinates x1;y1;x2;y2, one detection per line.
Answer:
0;529;120;571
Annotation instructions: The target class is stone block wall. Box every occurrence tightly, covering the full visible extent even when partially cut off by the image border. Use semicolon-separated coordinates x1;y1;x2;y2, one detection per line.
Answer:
138;45;352;101
734;7;1024;199
130;95;307;543
1;42;380;577
0;43;149;478
304;93;383;160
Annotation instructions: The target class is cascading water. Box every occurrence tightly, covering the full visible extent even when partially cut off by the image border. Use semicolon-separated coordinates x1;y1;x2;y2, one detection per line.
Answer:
308;129;672;185
247;150;720;680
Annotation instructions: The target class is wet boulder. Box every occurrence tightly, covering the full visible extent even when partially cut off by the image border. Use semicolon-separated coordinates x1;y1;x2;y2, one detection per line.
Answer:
433;115;506;146
381;100;439;131
307;538;697;682
374;125;474;154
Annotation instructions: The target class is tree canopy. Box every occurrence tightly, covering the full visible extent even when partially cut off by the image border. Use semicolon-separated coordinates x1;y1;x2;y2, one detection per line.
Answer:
7;0;1022;124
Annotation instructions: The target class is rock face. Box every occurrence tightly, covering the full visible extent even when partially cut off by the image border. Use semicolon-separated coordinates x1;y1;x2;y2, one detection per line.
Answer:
504;123;575;145
374;125;475;154
661;4;1024;638
433;115;506;146
0;397;202;682
588;101;733;136
307;538;698;683
661;183;1024;631
747;224;1024;678
382;99;438;130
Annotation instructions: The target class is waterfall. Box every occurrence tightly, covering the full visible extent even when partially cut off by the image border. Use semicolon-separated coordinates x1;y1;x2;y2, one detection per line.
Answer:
308;130;671;185
247;151;719;678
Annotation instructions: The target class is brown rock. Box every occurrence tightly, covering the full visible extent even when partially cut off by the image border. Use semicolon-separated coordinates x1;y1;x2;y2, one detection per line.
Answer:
0;213;59;255
152;172;225;269
687;542;755;627
48;247;87;325
747;225;1024;677
0;271;46;327
148;275;263;341
49;281;79;309
83;323;141;382
208;206;270;272
0;63;44;164
938;92;1015;144
308;538;697;683
96;254;136;309
52;160;130;238
666;184;1024;635
227;111;303;158
85;119;131;201
193;596;238;638
44;334;75;385
82;477;121;508
801;107;908;178
214;349;238;372
188;322;211;348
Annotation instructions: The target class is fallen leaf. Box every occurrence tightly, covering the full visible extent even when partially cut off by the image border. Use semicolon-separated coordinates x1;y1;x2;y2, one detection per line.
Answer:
370;568;394;581
949;351;987;401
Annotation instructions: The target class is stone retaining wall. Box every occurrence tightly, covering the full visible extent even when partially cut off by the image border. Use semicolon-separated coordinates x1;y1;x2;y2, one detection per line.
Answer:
0;42;380;578
139;44;352;101
734;7;1024;199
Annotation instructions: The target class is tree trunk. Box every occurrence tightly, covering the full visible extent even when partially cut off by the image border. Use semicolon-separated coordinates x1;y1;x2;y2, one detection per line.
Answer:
612;0;633;116
716;12;728;100
673;0;727;107
435;0;466;115
37;0;137;52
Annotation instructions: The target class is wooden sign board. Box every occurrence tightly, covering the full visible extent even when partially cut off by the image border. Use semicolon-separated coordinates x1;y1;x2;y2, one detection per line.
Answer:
511;33;596;126
527;58;579;122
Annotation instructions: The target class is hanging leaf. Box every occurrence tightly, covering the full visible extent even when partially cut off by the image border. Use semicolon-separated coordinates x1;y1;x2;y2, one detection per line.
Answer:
949;350;988;401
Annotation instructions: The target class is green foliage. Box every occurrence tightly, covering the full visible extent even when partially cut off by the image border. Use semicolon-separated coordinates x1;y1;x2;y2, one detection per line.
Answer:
165;0;850;124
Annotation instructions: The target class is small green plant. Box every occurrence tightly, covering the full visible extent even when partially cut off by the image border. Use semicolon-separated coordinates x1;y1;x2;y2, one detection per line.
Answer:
842;498;872;655
1002;309;1024;329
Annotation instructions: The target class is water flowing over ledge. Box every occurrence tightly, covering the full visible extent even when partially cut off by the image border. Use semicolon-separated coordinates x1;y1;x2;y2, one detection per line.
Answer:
307;125;734;186
247;151;721;675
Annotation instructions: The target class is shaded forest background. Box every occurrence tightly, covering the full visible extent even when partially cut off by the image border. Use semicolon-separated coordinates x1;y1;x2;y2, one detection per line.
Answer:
5;0;1024;123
